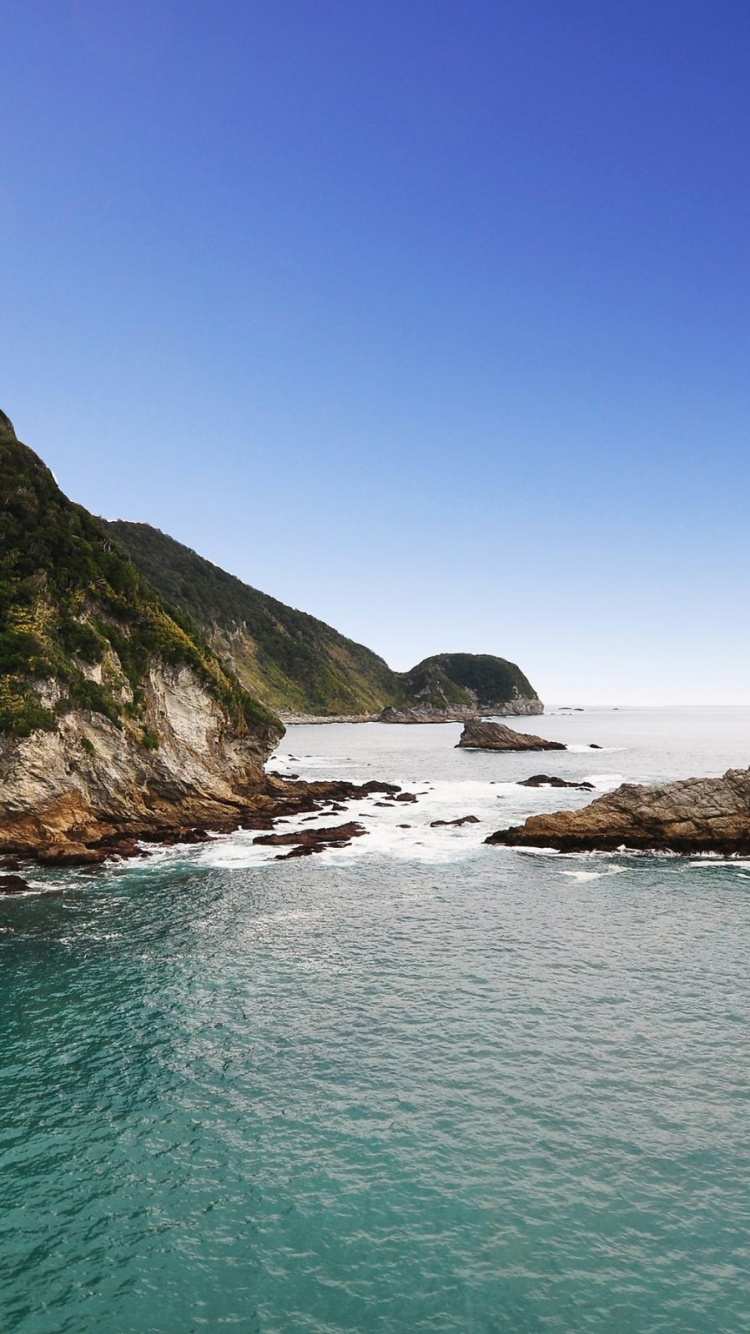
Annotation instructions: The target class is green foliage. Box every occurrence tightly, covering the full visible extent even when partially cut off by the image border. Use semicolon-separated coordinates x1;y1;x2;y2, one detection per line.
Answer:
404;653;538;709
102;520;542;717
0;431;282;740
101;521;399;714
59;617;105;664
64;678;123;727
140;730;159;751
0;680;56;738
80;735;96;756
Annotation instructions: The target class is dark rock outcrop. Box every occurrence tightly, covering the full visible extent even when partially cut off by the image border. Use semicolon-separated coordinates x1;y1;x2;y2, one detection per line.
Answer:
457;721;566;752
0;874;31;894
518;775;594;790
486;768;750;854
254;821;367;851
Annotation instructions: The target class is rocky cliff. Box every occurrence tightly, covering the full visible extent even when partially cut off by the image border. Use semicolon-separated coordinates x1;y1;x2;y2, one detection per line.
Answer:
101;522;543;719
485;768;750;854
0;411;283;861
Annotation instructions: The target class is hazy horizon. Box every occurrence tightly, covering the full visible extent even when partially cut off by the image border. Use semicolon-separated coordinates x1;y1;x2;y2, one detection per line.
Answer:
3;2;749;706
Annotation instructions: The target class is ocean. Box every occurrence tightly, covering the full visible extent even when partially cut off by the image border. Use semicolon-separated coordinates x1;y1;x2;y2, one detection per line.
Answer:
2;707;750;1332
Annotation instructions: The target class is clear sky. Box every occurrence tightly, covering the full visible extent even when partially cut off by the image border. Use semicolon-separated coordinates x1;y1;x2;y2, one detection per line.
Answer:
2;1;749;704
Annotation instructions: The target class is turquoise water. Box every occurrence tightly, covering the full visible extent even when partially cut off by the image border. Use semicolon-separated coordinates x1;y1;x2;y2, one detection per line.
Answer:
2;709;750;1332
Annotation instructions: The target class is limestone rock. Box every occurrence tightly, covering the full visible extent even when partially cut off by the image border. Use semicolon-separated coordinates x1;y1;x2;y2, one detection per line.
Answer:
0;662;280;860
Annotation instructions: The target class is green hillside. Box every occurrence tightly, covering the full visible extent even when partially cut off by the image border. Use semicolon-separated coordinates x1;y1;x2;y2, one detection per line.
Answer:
102;520;542;717
0;411;280;740
101;520;398;715
403;653;538;711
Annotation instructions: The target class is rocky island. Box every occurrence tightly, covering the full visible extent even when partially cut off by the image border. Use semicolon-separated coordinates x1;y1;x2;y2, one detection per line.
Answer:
485;768;750;855
457;721;566;752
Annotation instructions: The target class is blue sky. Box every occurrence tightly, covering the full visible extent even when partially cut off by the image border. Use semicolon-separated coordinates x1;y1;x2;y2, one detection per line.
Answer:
2;1;749;704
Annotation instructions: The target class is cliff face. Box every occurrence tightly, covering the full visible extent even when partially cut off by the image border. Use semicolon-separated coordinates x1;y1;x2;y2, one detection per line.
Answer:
102;522;544;719
0;413;282;860
486;768;750;855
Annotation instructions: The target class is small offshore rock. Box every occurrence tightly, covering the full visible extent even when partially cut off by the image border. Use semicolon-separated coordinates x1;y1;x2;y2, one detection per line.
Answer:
518;775;594;790
0;874;31;894
457;721;565;752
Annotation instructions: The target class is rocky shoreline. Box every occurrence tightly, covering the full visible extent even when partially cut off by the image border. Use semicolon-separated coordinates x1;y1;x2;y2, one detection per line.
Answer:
279;701;545;725
0;772;410;878
486;767;750;855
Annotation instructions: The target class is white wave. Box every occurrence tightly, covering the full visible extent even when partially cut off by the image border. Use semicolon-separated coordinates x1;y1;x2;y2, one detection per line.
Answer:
559;868;627;882
566;745;627;754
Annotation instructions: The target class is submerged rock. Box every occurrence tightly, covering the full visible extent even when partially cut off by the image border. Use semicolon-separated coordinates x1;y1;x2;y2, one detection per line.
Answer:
486;767;750;854
457;721;566;752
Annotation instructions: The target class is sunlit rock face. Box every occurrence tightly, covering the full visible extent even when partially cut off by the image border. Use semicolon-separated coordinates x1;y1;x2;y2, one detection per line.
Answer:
486;768;750;854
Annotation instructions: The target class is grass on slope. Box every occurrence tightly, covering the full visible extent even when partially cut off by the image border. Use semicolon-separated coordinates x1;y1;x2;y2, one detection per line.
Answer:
102;521;398;715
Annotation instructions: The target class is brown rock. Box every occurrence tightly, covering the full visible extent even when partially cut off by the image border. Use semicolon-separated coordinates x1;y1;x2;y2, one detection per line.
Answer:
37;844;108;866
486;767;750;854
457;721;565;752
253;821;367;849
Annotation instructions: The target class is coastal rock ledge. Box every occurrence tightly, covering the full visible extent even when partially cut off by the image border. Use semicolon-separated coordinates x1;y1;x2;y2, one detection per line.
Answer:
457;721;565;752
485;768;750;855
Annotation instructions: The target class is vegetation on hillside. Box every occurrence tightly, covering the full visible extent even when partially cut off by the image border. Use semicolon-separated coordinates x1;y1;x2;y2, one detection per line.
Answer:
403;653;538;711
102;520;541;717
102;520;398;715
0;414;280;738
